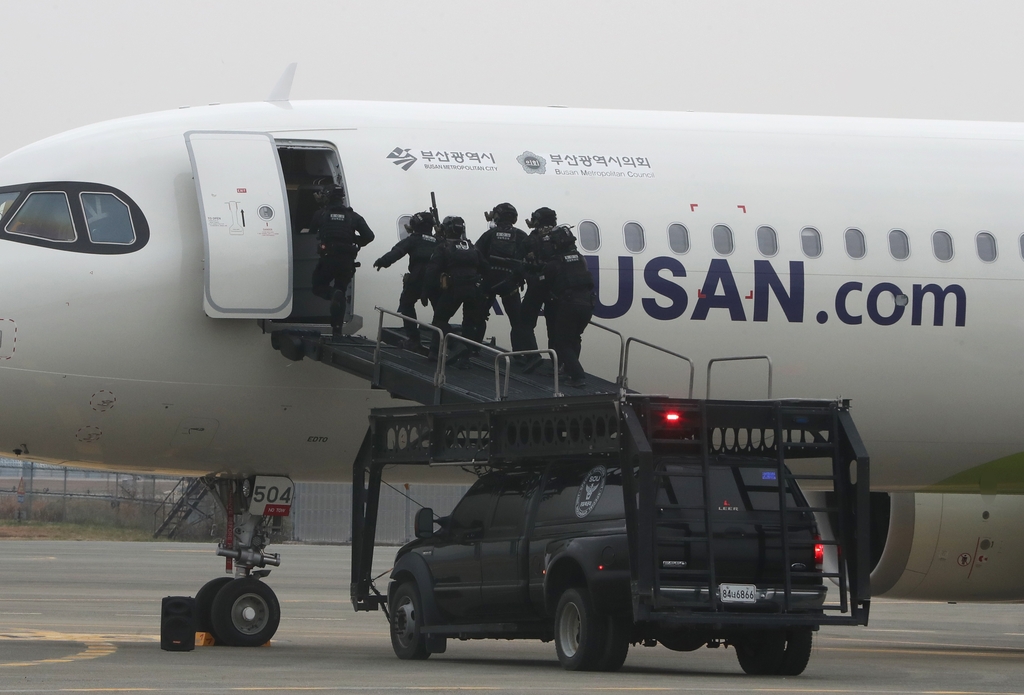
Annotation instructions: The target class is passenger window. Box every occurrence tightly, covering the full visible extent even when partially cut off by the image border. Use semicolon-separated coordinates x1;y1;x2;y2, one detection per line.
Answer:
81;193;135;244
448;476;500;532
667;223;689;254
844;228;866;259
1019;233;1024;261
397;215;412;241
0;191;19;219
931;230;953;261
976;231;997;262
623;221;645;253
888;229;910;260
578;220;600;251
5;191;76;242
712;224;733;255
756;225;778;257
487;472;538;537
800;227;822;258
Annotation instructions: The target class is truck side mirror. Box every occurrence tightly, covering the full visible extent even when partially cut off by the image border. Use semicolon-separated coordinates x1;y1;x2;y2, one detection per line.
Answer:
414;507;435;539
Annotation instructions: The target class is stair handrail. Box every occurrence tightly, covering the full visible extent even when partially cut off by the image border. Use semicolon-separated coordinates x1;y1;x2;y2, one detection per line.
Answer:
622;337;695;398
438;332;505;391
373;307;446;386
587;320;626;386
493;350;561;400
705;355;773;399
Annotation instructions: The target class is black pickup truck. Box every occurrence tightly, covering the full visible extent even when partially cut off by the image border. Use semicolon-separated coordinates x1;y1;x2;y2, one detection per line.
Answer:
386;458;825;674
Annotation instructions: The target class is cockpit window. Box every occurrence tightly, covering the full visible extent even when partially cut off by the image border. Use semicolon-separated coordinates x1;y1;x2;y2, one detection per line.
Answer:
81;193;136;244
0;182;149;254
6;191;76;242
0;191;19;219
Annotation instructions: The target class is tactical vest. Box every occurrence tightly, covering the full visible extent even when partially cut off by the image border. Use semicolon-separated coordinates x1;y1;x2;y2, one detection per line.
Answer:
554;251;595;296
446;239;481;282
486;226;524;260
318;204;358;249
408;234;438;267
528;227;558;264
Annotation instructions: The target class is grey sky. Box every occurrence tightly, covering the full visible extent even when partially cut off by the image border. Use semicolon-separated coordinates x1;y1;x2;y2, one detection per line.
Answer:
3;1;1024;157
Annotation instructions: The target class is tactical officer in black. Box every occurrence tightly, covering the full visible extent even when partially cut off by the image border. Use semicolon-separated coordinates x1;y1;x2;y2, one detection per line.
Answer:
310;185;375;334
373;211;438;351
537;226;595;387
475;203;529;352
520;207;560;354
422;216;489;362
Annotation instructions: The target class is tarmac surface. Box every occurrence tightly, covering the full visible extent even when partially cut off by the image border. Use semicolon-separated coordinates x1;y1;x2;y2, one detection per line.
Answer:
1;540;1022;694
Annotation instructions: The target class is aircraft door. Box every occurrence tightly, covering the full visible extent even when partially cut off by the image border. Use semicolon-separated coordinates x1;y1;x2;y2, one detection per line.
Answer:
185;131;293;319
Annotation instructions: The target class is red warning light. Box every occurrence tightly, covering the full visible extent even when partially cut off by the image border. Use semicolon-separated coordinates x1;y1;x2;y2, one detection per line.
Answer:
814;535;824;566
665;412;681;423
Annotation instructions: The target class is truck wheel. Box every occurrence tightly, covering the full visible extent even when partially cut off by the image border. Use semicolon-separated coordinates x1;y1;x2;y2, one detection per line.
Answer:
599;615;630;672
554;587;608;671
210;577;280;647
735;630;786;675
778;629;813;675
390;581;429;660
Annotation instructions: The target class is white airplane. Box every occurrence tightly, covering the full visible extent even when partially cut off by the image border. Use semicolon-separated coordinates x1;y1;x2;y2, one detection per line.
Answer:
1;85;1021;645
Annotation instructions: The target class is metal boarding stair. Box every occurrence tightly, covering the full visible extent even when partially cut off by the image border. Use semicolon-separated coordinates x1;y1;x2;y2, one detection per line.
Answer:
349;392;870;628
153;477;211;539
268;307;676;406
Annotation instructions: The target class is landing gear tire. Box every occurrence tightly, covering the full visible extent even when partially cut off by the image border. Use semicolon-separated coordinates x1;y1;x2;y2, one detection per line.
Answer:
553;587;608;671
778;629;813;676
390;581;429;660
599;614;630;672
195;576;234;639
210;577;281;647
735;630;786;675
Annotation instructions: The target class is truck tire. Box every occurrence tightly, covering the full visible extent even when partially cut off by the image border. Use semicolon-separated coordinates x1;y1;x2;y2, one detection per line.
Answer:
735;630;786;675
599;615;630;672
554;587;608;671
778;629;813;675
390;581;429;660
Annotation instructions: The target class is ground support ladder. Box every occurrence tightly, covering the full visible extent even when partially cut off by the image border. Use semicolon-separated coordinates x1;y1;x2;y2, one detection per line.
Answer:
350;394;870;630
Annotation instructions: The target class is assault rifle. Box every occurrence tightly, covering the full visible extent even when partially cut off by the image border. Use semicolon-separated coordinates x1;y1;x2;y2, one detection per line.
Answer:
429;192;441;231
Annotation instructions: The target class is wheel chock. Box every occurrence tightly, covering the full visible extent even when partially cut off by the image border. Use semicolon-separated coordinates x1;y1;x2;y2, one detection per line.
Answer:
195;632;217;646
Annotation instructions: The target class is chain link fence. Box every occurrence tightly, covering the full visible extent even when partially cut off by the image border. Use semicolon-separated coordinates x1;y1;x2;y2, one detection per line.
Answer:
2;459;470;545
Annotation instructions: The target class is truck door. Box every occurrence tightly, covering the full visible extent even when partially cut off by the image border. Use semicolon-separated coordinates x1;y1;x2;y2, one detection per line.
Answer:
478;471;538;618
185;131;292;319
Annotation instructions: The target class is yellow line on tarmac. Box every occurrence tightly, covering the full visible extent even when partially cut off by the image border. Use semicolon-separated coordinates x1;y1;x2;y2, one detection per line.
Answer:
0;641;115;668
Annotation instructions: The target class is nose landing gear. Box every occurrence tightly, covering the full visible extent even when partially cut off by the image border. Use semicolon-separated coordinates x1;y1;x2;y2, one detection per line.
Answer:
189;476;293;647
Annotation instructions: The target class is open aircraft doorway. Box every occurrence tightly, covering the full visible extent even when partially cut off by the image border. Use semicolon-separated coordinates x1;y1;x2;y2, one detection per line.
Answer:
275;141;357;331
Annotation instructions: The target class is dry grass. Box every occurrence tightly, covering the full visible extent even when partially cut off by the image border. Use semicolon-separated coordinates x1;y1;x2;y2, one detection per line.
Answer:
0;520;166;541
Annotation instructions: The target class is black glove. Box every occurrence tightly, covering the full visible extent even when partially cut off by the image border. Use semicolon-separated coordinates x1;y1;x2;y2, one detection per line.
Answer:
373;258;385;271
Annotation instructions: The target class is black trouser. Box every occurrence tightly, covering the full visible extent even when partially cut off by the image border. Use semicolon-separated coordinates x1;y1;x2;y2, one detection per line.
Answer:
520;279;555;352
485;289;529;352
312;254;356;327
429;283;487;357
548;297;594;381
397;272;426;343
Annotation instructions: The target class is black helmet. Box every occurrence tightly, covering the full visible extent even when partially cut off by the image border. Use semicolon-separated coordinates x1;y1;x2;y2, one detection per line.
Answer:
526;207;556;228
313;178;345;206
404;211;434;235
550;224;577;250
440;215;466;239
484;202;517;225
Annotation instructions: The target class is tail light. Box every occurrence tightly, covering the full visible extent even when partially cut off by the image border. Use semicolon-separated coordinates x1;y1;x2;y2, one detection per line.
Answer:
664;411;681;423
814;534;824;568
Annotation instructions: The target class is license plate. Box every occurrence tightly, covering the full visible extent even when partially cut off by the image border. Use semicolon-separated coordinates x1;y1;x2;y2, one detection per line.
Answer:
719;583;758;603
